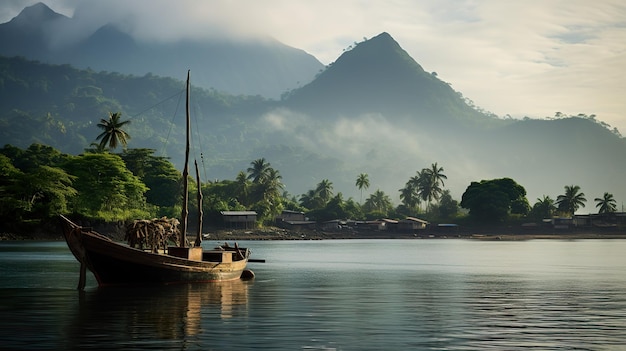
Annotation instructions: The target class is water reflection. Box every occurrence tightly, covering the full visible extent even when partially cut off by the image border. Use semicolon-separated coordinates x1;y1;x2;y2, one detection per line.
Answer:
66;281;250;349
3;240;626;350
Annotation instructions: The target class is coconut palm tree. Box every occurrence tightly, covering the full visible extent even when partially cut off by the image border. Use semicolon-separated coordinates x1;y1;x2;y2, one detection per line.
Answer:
364;189;393;215
315;179;334;205
355;173;370;203
420;163;447;210
399;180;420;213
556;185;586;216
427;162;447;188
417;171;434;204
299;189;320;210
261;168;284;201
595;192;617;214
96;112;131;150
234;171;250;206
246;158;270;183
247;162;283;206
531;195;556;220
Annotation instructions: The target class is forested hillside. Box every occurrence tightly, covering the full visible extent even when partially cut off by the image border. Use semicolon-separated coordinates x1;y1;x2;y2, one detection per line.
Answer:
0;56;269;163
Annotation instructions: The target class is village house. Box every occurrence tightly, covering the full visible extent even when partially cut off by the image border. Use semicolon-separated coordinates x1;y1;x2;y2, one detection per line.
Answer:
275;210;316;230
398;217;429;232
276;210;306;222
220;211;257;229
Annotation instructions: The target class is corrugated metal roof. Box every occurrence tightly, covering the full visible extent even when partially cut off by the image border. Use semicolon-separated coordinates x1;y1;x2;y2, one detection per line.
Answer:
220;211;257;216
402;217;429;224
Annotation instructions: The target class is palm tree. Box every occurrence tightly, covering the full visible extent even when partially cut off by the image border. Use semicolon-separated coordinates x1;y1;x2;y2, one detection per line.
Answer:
234;171;250;206
247;161;284;206
420;163;447;210
417;170;434;204
355;173;370;203
595;192;617;214
247;158;270;183
299;189;320;210
532;195;556;219
436;189;459;218
399;180;420;213
556;185;586;216
96;112;131;150
405;172;424;211
261;168;284;201
364;189;393;215
427;162;447;188
315;179;334;205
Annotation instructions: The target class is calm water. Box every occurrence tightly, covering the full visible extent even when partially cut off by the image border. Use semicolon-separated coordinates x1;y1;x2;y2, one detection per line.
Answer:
1;239;625;350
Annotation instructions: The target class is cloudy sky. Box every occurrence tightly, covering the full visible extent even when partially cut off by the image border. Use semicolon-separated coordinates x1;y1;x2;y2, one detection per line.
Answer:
2;0;625;132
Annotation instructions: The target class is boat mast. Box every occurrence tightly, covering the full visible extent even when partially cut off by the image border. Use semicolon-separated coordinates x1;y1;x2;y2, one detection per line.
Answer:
194;159;203;247
180;70;191;248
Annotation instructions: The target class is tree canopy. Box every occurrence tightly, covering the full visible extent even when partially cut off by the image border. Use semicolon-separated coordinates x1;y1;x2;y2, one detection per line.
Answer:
460;177;530;222
120;148;181;208
63;153;149;220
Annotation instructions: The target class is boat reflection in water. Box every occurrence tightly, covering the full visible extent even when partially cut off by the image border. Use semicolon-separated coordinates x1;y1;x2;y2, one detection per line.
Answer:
67;280;250;347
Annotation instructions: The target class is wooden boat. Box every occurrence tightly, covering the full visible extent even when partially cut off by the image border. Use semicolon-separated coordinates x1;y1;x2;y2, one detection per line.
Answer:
60;71;253;289
60;215;251;288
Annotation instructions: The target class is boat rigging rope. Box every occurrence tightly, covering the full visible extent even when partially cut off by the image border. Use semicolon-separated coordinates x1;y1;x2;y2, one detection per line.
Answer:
117;79;209;183
191;104;209;183
127;88;185;123
104;85;186;158
159;88;185;157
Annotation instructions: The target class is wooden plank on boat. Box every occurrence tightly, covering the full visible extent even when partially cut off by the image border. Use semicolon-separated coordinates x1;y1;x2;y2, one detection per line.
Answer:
168;246;203;261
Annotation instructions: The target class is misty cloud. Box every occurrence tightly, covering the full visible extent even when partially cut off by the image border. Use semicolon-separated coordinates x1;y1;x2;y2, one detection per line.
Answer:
263;108;425;163
260;108;493;201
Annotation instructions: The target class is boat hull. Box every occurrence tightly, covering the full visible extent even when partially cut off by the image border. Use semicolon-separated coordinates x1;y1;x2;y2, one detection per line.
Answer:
60;215;248;287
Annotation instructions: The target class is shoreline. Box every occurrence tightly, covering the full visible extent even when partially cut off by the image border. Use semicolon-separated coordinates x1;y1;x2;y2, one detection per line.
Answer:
206;228;626;241
3;224;626;242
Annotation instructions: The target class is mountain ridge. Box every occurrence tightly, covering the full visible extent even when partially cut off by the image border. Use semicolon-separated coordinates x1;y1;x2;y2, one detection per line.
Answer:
0;2;324;99
285;32;490;127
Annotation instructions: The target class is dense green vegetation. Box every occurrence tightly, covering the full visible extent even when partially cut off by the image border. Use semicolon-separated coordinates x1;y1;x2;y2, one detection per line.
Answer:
1;142;620;238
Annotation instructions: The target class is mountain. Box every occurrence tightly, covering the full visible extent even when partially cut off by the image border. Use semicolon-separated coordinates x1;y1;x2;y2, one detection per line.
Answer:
0;2;70;59
0;2;324;99
285;32;490;127
1;31;624;211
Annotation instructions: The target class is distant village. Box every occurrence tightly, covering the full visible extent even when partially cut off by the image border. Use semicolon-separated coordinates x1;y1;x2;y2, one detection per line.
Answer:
220;210;626;237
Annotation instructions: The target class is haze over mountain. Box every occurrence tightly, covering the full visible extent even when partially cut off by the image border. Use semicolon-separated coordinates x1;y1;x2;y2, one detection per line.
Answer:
1;3;624;213
0;2;324;98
